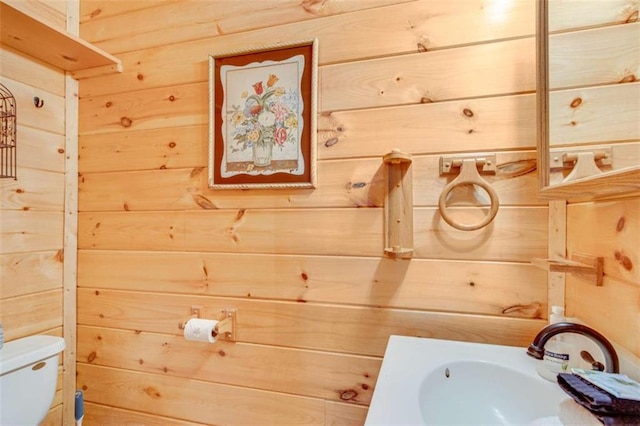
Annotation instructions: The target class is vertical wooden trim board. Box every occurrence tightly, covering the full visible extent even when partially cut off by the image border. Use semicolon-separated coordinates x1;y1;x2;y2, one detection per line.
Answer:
547;200;566;310
63;1;79;424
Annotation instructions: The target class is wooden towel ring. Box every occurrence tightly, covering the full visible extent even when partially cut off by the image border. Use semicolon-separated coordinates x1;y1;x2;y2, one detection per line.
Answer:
438;158;500;231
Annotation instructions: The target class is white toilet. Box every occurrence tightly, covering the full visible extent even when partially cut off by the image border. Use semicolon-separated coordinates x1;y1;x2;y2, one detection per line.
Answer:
0;335;65;425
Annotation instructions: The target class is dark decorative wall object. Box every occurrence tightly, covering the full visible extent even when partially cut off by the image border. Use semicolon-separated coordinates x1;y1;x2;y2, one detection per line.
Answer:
0;83;17;179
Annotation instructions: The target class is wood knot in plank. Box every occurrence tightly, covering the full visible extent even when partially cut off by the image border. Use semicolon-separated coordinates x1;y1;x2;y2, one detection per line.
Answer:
497;159;537;178
190;167;205;178
626;10;639;23
619;74;637;83
570;98;582;108
339;389;359;401
301;0;327;15
120;117;133;128
501;302;543;319
616;217;626;231
614;250;633;271
191;193;216;210
143;387;162;399
324;137;339;147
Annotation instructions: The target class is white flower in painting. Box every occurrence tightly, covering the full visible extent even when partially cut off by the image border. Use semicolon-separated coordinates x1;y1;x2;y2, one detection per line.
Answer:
258;111;276;127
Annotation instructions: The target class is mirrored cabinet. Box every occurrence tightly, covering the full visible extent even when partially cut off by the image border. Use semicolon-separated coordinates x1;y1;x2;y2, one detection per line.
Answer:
537;0;640;201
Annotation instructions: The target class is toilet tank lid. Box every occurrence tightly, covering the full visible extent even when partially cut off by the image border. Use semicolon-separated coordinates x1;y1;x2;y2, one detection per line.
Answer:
0;335;65;376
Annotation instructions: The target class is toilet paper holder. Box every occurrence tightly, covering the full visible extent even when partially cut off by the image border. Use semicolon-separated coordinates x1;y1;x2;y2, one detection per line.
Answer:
178;306;236;341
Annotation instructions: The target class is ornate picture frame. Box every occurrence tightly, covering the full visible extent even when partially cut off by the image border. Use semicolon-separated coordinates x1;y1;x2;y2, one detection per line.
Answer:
208;39;318;189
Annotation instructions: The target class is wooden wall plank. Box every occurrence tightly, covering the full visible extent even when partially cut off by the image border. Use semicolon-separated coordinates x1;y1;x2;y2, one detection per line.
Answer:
0;47;66;96
326;401;368;426
567;275;639;357
78;81;207;135
566;196;640;359
0;168;64;211
320;37;535;112
78;125;207;173
77;94;537;175
319;94;537;160
81;0;409;54
1;0;67;30
550;23;640;90
549;0;639;32
567;198;640;284
40;404;63;426
15;125;66;173
77;152;541;212
0;77;65;135
82;402;206;426
0;211;64;254
77;251;546;318
550;82;640;146
1;251;63;299
80;0;181;24
77;208;547;262
77;363;326;425
77;289;545;357
0;289;63;340
79;39;535;136
77;326;381;405
78;0;534;97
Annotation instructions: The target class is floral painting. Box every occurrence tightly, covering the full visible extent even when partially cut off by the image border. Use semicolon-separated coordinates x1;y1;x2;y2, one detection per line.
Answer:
208;39;318;189
221;57;304;177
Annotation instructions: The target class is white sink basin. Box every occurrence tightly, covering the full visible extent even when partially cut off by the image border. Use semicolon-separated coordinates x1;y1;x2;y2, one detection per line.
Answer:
366;335;579;425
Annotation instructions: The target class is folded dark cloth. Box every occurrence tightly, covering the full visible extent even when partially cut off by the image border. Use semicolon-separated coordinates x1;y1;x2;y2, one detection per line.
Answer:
557;373;640;424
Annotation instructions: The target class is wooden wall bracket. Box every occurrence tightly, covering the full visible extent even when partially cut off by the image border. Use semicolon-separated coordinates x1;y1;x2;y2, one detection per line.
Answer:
215;309;237;341
532;252;604;286
383;149;413;258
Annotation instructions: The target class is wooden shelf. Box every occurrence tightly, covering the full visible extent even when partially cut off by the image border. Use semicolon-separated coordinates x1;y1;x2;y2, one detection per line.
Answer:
0;1;122;78
532;252;604;286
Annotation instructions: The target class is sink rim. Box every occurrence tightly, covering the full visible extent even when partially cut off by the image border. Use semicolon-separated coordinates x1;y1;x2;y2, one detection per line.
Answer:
365;335;570;426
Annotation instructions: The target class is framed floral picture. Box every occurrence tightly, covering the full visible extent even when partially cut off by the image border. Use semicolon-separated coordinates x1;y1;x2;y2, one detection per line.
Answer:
208;39;318;189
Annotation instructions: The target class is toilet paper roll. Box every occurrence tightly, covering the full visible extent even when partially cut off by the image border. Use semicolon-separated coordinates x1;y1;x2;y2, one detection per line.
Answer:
183;318;219;343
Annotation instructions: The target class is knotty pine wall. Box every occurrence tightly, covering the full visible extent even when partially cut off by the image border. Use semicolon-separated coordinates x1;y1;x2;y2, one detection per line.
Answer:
75;0;551;424
0;1;68;424
565;195;640;365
